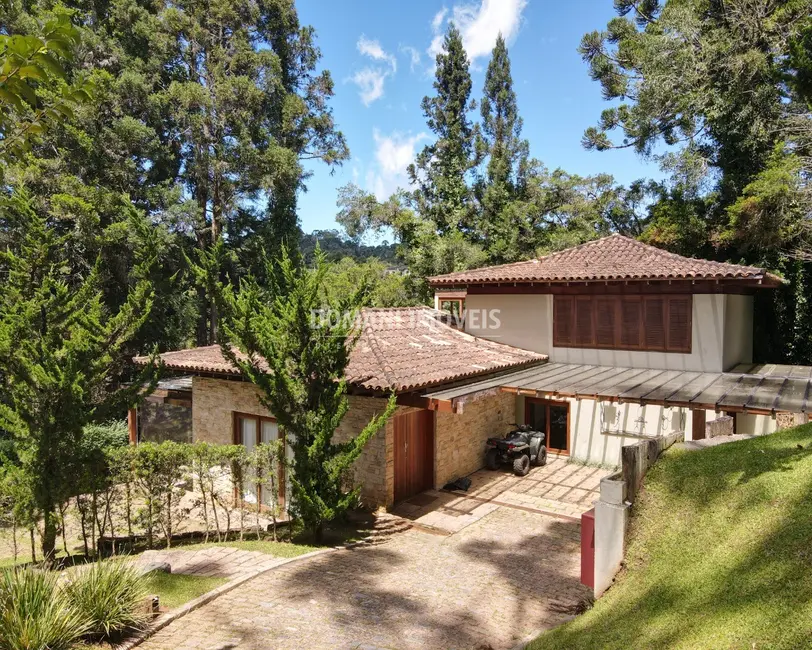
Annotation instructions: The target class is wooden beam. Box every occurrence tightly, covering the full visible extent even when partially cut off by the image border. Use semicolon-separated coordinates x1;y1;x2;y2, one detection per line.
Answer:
395;393;454;412
127;408;138;445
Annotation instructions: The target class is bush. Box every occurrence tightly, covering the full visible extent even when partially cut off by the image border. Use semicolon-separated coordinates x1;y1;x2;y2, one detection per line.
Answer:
0;568;88;650
63;560;149;640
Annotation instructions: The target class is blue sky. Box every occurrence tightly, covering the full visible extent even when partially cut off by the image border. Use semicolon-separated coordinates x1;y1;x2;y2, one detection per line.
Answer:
295;0;661;237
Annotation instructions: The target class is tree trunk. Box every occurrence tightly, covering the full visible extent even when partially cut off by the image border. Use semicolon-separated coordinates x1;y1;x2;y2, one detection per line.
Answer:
77;496;89;557
42;514;57;564
58;503;69;556
210;489;221;542
313;521;323;545
30;528;36;564
11;514;18;564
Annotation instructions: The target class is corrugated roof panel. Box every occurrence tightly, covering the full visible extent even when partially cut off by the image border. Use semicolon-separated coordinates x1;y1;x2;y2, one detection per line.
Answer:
774;378;812;412
423;361;812;414
660;373;719;403
745;376;789;411
619;370;689;401
501;363;583;391
691;374;746;407
555;366;626;395
589;368;665;398
522;365;602;392
717;374;766;409
732;363;758;374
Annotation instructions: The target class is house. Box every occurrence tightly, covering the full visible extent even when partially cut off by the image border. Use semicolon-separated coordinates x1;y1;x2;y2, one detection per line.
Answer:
133;307;545;507
134;235;812;509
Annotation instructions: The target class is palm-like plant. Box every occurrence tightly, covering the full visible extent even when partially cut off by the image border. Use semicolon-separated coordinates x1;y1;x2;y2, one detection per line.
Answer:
0;568;88;650
63;561;149;640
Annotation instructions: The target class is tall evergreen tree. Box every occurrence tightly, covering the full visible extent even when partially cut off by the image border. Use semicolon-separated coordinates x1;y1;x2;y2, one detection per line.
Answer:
2;0;348;349
0;193;159;560
408;23;476;235
475;33;531;262
221;248;396;542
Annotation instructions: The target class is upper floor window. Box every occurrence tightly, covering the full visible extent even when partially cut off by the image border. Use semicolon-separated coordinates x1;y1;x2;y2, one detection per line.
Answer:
439;298;464;318
553;295;692;353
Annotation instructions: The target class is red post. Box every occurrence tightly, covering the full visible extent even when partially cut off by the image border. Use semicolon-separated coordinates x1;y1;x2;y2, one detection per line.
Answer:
127;408;138;445
581;507;595;589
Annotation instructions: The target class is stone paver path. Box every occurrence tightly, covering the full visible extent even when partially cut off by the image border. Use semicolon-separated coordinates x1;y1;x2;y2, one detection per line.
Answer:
135;547;288;579
138;506;588;650
394;457;610;533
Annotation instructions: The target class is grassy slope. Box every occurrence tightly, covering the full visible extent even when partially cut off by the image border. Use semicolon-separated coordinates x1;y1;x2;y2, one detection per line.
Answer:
531;425;812;650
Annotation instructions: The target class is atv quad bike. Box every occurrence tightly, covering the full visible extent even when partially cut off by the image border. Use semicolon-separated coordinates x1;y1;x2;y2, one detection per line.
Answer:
485;424;547;476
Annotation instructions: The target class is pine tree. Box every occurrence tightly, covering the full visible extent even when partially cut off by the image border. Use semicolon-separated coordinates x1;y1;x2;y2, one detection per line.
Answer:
408;23;476;235
476;34;531;263
221;248;396;542
2;0;349;348
0;192;160;560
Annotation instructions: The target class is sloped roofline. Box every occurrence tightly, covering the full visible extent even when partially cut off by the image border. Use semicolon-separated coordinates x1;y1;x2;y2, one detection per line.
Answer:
428;234;783;287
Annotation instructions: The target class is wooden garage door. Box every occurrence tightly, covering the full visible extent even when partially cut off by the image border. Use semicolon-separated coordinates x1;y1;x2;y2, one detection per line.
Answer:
394;409;435;503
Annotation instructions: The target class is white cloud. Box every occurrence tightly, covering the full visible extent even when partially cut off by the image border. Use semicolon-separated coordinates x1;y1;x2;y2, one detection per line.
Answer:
431;7;448;31
350;35;397;106
365;129;427;200
351;68;388;106
400;45;421;73
357;35;397;72
428;0;527;63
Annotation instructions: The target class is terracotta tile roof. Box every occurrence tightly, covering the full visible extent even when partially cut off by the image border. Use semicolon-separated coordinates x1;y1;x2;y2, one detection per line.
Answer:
134;307;545;393
428;234;782;286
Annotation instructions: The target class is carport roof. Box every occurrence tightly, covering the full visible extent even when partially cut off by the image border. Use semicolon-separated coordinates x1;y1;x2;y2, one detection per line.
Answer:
424;362;812;415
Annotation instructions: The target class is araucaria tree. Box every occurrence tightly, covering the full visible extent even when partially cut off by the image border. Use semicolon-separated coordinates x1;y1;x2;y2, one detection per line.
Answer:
0;195;159;560
221;249;396;541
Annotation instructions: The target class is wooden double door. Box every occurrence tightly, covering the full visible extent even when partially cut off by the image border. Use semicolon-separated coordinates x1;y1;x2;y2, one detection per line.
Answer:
393;409;435;502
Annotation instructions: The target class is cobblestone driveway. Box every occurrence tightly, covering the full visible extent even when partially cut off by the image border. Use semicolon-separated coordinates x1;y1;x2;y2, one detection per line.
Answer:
138;506;588;650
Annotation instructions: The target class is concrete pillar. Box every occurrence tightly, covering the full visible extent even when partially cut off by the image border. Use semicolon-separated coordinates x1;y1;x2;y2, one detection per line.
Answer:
594;473;630;597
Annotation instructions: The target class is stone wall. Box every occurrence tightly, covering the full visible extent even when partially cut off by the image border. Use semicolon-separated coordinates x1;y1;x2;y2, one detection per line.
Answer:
434;392;516;489
777;412;809;430
192;377;398;508
192;376;271;444
334;397;412;509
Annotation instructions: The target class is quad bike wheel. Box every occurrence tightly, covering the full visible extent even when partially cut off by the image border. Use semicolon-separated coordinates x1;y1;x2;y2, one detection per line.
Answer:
485;448;500;470
513;454;530;476
533;445;548;467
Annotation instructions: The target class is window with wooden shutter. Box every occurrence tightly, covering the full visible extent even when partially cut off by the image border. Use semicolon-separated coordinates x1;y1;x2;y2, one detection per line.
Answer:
644;297;666;350
667;297;692;352
554;297;574;346
595;298;616;348
575;297;595;346
620;298;642;349
553;294;692;353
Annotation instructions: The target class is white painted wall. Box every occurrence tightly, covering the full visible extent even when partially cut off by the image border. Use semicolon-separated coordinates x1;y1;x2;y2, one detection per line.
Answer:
462;292;755;372
736;412;778;435
723;294;753;370
516;395;692;467
463;293;552;353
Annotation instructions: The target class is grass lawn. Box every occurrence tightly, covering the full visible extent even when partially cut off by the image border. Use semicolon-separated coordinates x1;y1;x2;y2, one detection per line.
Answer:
530;424;812;650
169;537;317;558
143;572;228;610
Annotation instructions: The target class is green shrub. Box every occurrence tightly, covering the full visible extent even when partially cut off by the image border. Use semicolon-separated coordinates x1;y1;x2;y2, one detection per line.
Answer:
0;568;88;650
63;560;149;640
